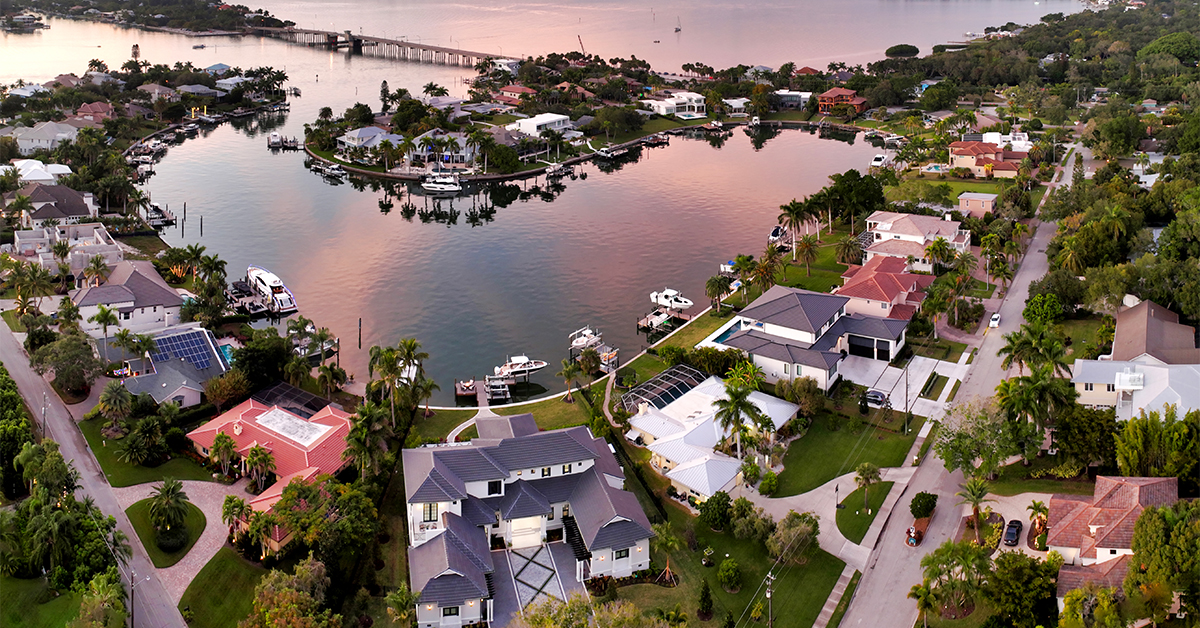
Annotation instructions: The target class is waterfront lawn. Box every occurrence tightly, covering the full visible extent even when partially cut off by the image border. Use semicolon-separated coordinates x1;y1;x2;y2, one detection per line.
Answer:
309;146;387;173
727;239;851;306
623;353;668;388
907;337;968;363
494;382;601;431
79;418;214;487
620;500;845;627
179;548;266;628
116;234;171;258
2;309;25;332
989;455;1094;497
410;408;478;443
656;308;735;350
775;413;924;497
836;482;894;544
126;499;207;568
456;425;479;441
601;116;706;147
0;575;83;628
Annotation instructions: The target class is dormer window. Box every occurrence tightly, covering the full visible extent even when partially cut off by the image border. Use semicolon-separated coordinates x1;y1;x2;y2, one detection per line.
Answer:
422;503;438;522
488;480;502;495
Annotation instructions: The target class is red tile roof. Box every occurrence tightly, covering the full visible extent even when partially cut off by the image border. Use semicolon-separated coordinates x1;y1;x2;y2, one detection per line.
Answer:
1047;477;1178;556
819;87;857;99
837;255;936;304
501;84;537;95
187;399;352;484
1057;555;1130;599
795;66;822;75
249;467;321;512
950;141;1002;156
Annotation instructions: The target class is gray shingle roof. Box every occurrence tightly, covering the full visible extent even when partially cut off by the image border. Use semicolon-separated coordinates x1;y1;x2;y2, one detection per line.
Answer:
5;183;90;218
739;285;848;333
460;496;498;526
408;513;493;605
476;414;539;440
499;480;552;519
722;329;842;369
72;260;183;309
525;473;585;504
404;450;468;504
569;468;653;552
488;431;597;471
434;448;508;482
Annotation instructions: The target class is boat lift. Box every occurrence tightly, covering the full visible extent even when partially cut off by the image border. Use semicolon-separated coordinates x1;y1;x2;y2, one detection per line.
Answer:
568;326;619;374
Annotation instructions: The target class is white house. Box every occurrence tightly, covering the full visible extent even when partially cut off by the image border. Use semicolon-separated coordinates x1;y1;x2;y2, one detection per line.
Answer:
11;223;122;276
8;84;49;98
215;76;251;92
491;58;521;75
505;113;572;136
774;90;812;109
722;97;750;116
71;261;184;335
403;415;653;626
2;159;72;185
137;83;179;102
0;122;79;156
640;91;706;119
864;211;970;272
3;183;98;228
699;285;908;390
411;129;478;166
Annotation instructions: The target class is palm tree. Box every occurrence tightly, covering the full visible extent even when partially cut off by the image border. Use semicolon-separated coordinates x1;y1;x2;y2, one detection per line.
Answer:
954;250;978;278
184;243;206;283
97;380;132;430
210;431;237;476
706;275;733;313
385;584;421;627
27;504;75;572
310;327;333;365
909;581;938;628
343;401;391;479
24;264;53;311
1057;236;1085;274
422;82;448;98
778;200;807;261
83;254;110;287
198;254;227;283
794;234;819;277
956;477;994;545
51;241;71;264
834;234;862;265
651;522;682;583
88;304;120;362
991;261;1013;291
369;345;404;428
245;445;276;492
556;359;581;403
149;478;191;531
732;254;758;304
1011;222;1030;249
396;338;429;382
855;462;882;511
753;243;784;294
924;238;955;274
713;380;760;460
1027;499;1049;536
412;375;440;418
284;355;311;387
317;363;347;398
221;495;250;540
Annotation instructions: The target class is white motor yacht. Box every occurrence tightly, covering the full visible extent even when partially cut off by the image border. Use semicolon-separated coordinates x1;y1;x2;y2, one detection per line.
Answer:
595;146;628;159
268;132;283;148
494;355;548;378
247;265;298;315
651;288;694;310
421;173;462;195
768;225;786;243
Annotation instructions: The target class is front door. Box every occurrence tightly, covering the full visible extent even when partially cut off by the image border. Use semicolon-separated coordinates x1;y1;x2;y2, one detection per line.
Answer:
510;516;541;549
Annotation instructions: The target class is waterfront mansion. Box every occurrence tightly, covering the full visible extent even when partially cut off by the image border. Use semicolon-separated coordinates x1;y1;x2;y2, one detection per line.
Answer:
700;285;907;390
403;415;653;628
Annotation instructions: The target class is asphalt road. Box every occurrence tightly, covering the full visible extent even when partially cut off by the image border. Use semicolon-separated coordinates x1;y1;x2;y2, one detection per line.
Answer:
0;329;187;628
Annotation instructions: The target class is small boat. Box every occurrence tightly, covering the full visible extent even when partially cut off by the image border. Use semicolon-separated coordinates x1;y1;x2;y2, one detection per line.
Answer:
570;327;599;349
420;172;462;195
494;355;549;378
595;146;628;159
870;154;890;167
651;288;693;310
324;164;347;178
675;17;682;32
268;132;283;148
545;163;572;178
768;225;786;243
246;265;298;315
193;44;206;49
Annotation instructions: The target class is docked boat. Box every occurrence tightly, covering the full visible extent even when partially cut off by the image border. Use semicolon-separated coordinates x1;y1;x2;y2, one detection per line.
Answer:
420;173;462;195
569;326;600;350
193;44;206;49
545;163;572;178
246;265;298;315
268;132;283;149
768;225;786;243
595;146;628;160
323;164;347;178
494;355;548;378
651;288;694;310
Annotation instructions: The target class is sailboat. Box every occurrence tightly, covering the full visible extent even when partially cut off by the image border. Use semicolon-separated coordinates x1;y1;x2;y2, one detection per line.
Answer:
675;17;681;32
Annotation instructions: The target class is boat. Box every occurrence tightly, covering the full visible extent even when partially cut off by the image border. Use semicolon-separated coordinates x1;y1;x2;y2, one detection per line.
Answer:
246;265;298;315
193;44;206;49
494;355;548;378
870;154;889;167
420;172;462;195
768;225;786;243
650;288;694;310
595;146;628;159
675;17;682;32
545;163;572;178
323;164;347;178
267;132;283;149
569;327;600;350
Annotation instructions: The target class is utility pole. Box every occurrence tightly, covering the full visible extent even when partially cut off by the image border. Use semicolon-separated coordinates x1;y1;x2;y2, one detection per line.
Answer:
130;573;150;627
766;571;776;628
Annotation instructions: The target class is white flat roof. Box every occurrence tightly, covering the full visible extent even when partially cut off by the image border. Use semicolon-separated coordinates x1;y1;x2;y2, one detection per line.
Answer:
255;407;331;447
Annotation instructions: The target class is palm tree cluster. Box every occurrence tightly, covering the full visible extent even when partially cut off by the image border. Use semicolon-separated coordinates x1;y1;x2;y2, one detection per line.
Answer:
713;367;773;460
160;245;229;324
367;337;438;430
994;321;1077;428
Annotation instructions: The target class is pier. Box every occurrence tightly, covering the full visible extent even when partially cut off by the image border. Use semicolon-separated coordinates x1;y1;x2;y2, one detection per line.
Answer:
250;26;504;67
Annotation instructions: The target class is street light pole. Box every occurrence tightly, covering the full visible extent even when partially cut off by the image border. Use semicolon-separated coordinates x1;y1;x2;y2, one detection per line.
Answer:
130;573;150;628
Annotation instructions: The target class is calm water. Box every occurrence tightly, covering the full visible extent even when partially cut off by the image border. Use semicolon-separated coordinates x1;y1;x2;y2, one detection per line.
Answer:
1;0;1083;401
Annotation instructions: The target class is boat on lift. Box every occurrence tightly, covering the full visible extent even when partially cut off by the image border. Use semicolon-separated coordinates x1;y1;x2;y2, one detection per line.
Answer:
246;265;298;315
768;225;786;243
651;288;694;310
569;327;601;350
494;355;549;378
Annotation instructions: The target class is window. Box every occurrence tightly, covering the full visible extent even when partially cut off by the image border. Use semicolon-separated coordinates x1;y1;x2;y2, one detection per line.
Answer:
783;363;790;376
1106;384;1115;392
548;507;555;521
443;607;459;617
562;463;572;474
422;503;438;522
881;302;887;309
1084;383;1094;392
562;504;570;518
487;480;502;496
542;467;551;477
614;548;630;560
1110;549;1117;555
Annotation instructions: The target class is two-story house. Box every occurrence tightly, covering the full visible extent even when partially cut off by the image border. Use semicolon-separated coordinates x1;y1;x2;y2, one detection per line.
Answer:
949;141;1028;178
957;192;997;219
504;113;572;138
817;87;867;115
12;222;122;275
864;211;970;272
699;285;907;390
640;91;707;118
4;183;98;228
834;256;936;320
71;260;184;335
137;83;180;102
0;121;79;155
403;415;653;628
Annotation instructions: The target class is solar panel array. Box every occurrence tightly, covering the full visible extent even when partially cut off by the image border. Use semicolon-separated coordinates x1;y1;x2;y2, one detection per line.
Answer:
151;331;213;370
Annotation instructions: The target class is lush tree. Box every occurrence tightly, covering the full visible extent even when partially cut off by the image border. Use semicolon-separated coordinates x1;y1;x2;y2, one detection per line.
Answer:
241;554;340;628
934;398;1020;479
342;401;392;479
765;509;819;564
909;492;938;519
698;491;731;530
908;581;937;628
1022;293;1064;325
1060;583;1126;628
713;380;762;460
556;359;581;403
222;495;250;541
1052;406;1119;469
68;568;127;628
96;381;132;431
920;539;990;613
203;369;250;414
1138;31;1200;63
272;475;378;571
1125;499;1200;619
1114;405;1199;486
985;551;1061;628
717;558;741;592
232;329;291;391
245;445;276;492
209;431;237;477
697;578;713;619
854;462;881;511
30;333;105;395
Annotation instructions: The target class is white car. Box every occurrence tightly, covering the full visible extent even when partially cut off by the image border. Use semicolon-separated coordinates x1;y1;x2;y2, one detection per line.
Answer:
989;313;1001;328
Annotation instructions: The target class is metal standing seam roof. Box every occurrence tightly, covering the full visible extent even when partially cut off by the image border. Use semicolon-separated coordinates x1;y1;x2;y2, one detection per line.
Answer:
666;455;741;498
620;364;707;413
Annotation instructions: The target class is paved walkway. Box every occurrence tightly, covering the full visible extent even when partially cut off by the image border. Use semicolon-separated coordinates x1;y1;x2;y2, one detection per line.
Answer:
111;477;253;604
813;565;858;628
507;545;565;609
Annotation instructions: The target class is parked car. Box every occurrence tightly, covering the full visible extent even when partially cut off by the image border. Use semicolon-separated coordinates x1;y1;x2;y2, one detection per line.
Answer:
865;390;887;406
1003;519;1023;546
989;312;1002;328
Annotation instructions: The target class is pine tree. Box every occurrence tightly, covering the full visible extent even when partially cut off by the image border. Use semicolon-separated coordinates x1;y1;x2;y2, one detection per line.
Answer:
698;579;713;619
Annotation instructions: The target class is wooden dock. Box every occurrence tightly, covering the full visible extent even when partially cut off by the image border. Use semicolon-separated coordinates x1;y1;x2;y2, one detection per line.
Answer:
455;375;516;407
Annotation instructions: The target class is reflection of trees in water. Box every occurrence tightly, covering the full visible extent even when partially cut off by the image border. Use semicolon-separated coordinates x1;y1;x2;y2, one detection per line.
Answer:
706;132;729;149
744;126;782;151
819;128;857;145
230;110;289;137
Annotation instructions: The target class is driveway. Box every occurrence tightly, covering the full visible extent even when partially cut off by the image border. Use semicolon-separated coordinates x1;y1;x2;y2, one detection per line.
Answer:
506;545;565;609
111;478;253;604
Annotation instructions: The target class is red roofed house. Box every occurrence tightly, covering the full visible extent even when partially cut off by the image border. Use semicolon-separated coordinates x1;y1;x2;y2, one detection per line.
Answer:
949;141;1027;179
496;84;537;106
1049;477;1178;608
817;87;867;115
864;210;970;273
834;256;935;320
187;399;353;551
76;101;115;122
794;66;822;76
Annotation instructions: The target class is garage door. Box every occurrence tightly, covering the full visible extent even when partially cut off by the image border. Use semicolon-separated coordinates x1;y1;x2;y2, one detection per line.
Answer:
510;516;542;549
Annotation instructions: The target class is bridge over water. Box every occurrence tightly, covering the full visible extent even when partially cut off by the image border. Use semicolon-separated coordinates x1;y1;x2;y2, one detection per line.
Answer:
250;26;508;67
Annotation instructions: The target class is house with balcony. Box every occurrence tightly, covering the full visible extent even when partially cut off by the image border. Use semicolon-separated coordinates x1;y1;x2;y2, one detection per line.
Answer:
864;211;970;272
640;91;707;119
698;285;908;390
12;222;122;276
834;256;935;320
949;141;1028;179
775;90;812;109
4;182;98;228
71;260;183;335
817;87;867;115
403;414;653;627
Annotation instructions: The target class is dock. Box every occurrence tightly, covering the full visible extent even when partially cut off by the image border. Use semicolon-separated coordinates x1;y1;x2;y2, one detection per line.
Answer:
568;326;619;374
455;375;516;406
637;307;693;334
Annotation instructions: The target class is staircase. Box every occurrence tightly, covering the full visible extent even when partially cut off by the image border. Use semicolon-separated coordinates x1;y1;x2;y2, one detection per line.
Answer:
562;516;592;561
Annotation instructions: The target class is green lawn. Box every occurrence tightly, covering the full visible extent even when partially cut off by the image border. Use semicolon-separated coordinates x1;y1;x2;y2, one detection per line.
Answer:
409;408;479;443
776;413;924;497
620;502;844;627
907;337;968;363
178;547;266;628
988;455;1094;497
0;575;83;628
729;248;851;306
836;482;894;544
827;570;861;628
923;599;995;628
657;308;736;351
116;234;171;258
921;374;950;401
2;309;26;332
126;498;207;568
78;418;215;487
623;353;669;389
377;463;410;590
1060;317;1104;356
917;180;1049;212
946;381;962;402
599;116;709;147
494;382;600;431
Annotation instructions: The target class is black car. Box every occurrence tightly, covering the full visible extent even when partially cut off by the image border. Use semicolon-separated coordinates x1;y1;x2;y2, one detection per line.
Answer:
1003;519;1023;546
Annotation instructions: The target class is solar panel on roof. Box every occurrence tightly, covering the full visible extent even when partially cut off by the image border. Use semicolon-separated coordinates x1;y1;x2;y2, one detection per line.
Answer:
150;331;214;371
